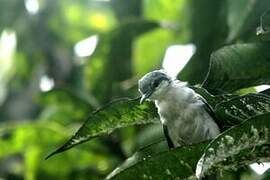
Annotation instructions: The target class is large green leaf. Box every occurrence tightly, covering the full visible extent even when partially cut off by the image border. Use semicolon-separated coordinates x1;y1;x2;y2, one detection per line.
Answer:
213;93;270;127
45;98;159;159
192;86;236;108
202;43;270;94
194;87;270;129
108;141;209;180
196;113;270;179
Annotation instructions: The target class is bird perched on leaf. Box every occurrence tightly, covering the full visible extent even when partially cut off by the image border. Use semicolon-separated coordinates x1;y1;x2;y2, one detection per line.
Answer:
138;69;220;148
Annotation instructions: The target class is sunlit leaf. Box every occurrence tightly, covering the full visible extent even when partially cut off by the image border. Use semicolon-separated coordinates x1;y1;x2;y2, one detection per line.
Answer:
202;43;270;94
196;113;270;179
45;98;159;159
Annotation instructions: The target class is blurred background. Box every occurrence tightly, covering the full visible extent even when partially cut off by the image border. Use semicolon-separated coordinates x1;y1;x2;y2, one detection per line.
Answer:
0;0;269;179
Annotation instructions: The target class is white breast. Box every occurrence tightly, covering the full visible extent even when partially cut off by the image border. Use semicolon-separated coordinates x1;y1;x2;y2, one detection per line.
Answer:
155;82;220;147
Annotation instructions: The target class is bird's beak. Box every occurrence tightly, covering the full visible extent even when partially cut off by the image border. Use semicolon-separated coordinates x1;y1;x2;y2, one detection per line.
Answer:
140;91;153;104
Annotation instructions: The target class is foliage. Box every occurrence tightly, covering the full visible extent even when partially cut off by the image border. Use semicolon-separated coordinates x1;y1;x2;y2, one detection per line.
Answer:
0;0;270;180
45;98;158;159
202;43;270;94
108;141;208;180
196;113;270;178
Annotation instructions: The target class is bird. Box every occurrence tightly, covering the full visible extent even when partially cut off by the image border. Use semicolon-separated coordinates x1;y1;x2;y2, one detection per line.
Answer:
138;69;220;148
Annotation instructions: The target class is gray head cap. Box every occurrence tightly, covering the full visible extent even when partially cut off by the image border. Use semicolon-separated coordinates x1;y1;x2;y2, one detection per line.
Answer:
138;69;172;94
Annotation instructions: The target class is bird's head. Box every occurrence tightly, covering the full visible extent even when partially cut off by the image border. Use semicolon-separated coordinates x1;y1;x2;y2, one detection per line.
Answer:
138;69;172;104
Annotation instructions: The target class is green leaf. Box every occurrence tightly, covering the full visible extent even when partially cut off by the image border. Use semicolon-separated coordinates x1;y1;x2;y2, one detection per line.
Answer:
191;86;236;108
45;98;159;159
191;87;270;129
107;141;209;180
106;139;168;179
202;43;270;94
196;113;270;179
213;93;270;127
261;168;270;180
194;86;270;129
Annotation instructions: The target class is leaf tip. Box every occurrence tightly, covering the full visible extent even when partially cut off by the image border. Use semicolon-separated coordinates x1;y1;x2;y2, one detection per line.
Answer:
44;149;60;160
45;143;70;160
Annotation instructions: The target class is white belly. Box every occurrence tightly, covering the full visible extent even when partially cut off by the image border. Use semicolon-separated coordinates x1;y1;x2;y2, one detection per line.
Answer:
156;100;220;147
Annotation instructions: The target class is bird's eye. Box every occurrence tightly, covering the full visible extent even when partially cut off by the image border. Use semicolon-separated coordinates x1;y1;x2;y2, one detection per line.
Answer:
152;80;160;88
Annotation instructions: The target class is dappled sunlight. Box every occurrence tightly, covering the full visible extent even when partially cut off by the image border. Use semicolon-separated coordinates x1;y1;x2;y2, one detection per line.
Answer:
74;35;99;58
89;13;110;31
255;85;270;92
24;0;39;15
0;29;16;104
162;44;196;78
40;75;55;92
250;163;270;175
0;30;17;61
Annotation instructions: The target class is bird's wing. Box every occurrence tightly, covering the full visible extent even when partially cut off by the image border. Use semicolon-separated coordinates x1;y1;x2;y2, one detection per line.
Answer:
162;124;175;149
199;96;224;131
